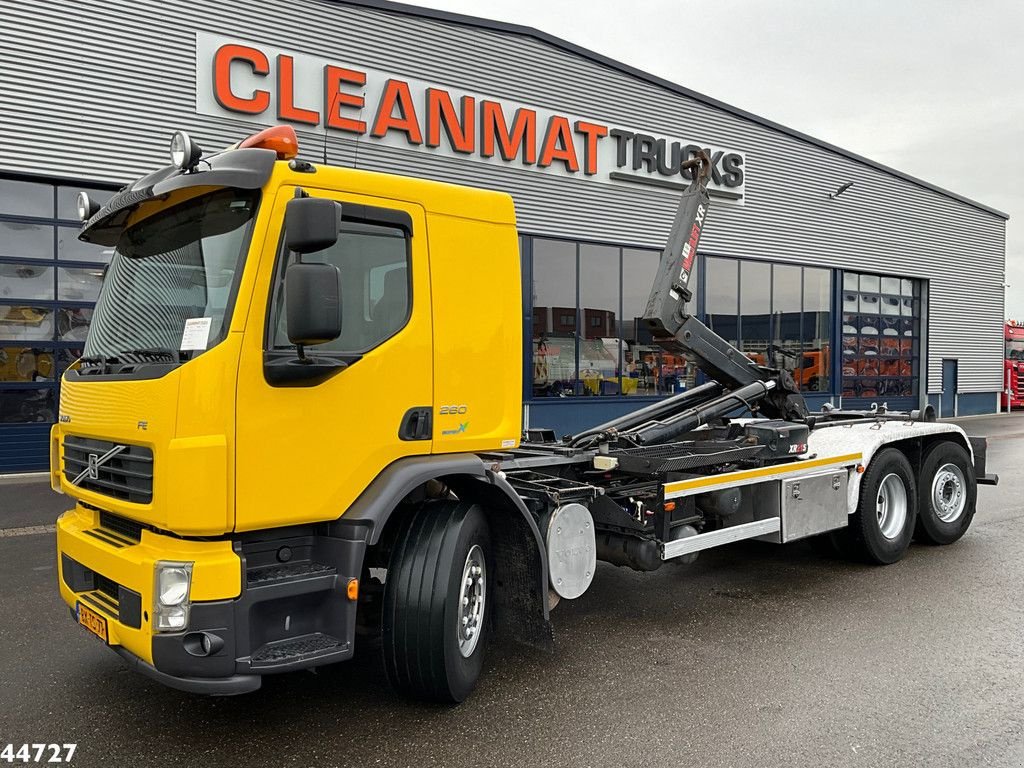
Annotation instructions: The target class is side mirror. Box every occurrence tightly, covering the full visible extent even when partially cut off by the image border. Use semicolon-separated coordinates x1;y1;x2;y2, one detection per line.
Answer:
285;197;340;254
285;263;342;346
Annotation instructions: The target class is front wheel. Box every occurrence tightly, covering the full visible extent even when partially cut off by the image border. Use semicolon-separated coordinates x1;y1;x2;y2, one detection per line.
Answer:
844;448;917;564
382;501;491;703
915;441;976;545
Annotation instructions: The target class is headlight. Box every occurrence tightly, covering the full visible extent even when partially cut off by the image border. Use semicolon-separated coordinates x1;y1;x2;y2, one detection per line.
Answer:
158;566;190;605
154;561;193;632
169;130;203;170
156;605;188;632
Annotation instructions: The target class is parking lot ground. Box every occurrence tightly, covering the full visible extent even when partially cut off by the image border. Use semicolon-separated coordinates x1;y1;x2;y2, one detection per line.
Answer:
1;413;1022;767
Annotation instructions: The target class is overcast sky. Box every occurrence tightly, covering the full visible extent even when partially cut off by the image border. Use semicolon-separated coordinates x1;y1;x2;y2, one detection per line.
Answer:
418;0;1023;318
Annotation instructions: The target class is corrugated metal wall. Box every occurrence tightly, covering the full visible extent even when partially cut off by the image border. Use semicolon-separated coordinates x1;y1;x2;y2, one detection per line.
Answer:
0;0;1005;393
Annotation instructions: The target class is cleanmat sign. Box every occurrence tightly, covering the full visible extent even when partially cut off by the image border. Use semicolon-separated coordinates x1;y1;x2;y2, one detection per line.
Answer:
196;32;746;202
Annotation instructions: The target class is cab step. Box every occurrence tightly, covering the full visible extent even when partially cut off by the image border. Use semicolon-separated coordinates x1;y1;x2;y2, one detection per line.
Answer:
245;561;338;599
249;632;350;670
246;561;335;585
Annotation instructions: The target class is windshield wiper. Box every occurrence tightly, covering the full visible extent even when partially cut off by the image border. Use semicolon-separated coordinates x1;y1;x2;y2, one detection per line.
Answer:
119;347;187;363
78;355;111;374
78;348;185;374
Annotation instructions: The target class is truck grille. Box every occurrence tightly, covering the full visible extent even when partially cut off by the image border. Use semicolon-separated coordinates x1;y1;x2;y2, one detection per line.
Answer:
99;510;147;542
61;554;142;629
63;436;153;504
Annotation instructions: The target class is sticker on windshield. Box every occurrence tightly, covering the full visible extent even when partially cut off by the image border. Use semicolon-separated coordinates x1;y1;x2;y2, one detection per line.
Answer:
180;317;213;351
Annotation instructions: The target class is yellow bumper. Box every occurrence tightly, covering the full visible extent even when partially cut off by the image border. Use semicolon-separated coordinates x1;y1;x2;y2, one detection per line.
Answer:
56;505;242;664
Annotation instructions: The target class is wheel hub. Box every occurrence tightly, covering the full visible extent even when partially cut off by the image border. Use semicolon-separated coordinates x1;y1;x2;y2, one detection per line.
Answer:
876;473;909;540
457;544;486;658
931;463;966;523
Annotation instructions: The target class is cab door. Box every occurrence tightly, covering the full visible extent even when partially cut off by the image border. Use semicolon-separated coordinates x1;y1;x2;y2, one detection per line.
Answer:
234;186;432;531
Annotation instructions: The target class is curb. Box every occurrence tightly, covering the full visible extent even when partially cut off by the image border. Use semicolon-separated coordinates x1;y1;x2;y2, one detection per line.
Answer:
0;472;50;486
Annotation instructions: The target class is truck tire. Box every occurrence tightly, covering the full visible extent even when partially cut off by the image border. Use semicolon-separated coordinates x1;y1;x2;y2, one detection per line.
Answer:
382;500;491;703
915;441;976;545
845;448;917;564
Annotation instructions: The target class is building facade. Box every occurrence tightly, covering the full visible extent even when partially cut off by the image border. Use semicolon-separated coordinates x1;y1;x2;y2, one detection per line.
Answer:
0;0;1007;471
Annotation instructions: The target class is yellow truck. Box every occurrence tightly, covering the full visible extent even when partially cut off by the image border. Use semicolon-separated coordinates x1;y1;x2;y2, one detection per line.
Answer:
54;126;996;702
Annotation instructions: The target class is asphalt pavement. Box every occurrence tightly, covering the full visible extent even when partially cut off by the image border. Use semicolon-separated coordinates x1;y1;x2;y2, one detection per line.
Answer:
1;414;1022;767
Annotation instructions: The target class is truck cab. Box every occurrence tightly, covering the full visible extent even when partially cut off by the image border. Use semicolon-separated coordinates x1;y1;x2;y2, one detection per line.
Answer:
54;126;531;698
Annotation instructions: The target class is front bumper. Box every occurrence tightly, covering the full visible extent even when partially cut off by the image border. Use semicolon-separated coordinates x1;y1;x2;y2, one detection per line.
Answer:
57;505;241;664
58;505;367;692
113;644;260;695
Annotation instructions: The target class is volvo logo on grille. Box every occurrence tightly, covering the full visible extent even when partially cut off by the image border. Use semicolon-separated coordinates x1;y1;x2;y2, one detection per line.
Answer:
72;445;127;486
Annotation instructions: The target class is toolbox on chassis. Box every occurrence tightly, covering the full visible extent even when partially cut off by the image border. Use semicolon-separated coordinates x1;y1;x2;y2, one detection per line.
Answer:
53;125;997;702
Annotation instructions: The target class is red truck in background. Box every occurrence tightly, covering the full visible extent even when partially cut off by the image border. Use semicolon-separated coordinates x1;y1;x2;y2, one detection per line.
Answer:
1004;321;1024;409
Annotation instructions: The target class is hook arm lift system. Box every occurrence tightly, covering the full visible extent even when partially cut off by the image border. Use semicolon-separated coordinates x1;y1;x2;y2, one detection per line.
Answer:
570;152;808;450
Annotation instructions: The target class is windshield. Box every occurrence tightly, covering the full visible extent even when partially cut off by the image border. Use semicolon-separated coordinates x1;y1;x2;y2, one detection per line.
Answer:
1007;340;1024;360
82;189;258;369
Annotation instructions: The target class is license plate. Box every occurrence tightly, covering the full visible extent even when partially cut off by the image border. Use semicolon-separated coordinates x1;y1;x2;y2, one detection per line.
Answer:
77;603;108;643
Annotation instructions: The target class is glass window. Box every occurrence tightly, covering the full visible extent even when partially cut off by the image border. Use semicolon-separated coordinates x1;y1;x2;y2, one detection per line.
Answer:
0;387;55;423
842;287;858;315
532;239;576;397
739;260;770;364
0;346;55;381
86;189;258;364
622;247;680;395
0;221;53;260
0;264;54;301
57;186;114;221
579;244;620;396
0;305;54;341
56;306;93;342
271;220;409;355
881;276;900;294
802;268;832;393
58;266;105;302
705;257;738;346
859;292;879;315
57;226;114;263
841;270;919;399
771;264;802;380
0;179;53;219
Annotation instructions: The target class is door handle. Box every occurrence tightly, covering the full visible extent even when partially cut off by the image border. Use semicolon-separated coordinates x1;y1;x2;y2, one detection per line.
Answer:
399;407;432;441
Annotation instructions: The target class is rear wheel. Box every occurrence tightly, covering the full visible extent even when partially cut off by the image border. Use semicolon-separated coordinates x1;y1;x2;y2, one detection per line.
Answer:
915;441;976;545
382;501;491;703
844;448;917;564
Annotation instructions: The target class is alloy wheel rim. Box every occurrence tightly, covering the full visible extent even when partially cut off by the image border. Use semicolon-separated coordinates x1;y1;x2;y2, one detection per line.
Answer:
457;544;486;658
876;473;908;540
931;463;966;523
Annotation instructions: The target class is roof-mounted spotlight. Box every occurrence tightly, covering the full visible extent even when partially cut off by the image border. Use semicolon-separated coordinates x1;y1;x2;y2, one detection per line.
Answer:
829;181;854;200
170;130;203;171
76;191;100;222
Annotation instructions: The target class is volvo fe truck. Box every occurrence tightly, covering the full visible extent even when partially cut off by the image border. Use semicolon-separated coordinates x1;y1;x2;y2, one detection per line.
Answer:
54;125;997;702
